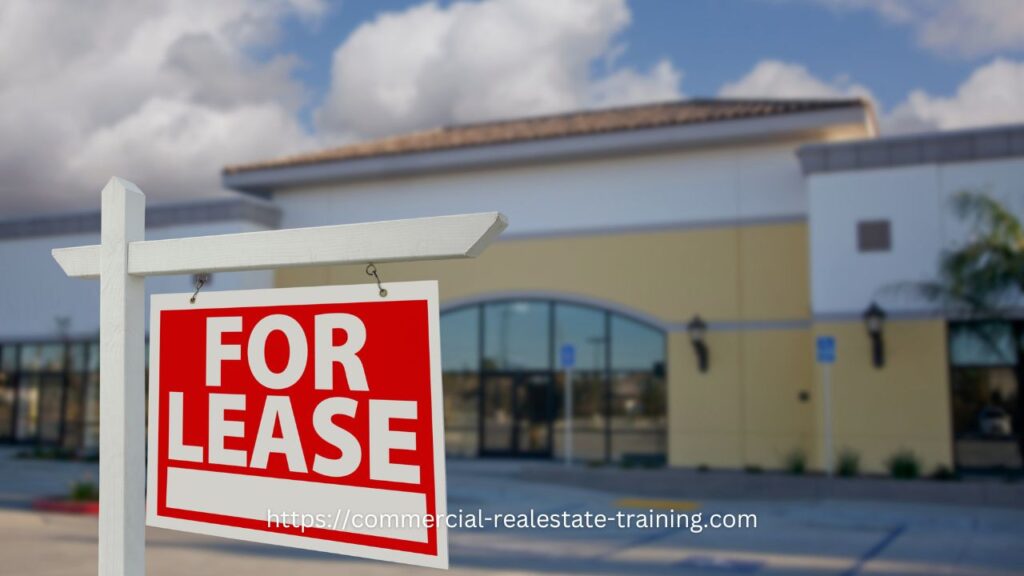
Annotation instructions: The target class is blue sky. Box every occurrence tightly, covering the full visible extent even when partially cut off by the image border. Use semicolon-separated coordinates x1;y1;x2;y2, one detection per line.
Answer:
2;0;1023;213
276;0;1018;127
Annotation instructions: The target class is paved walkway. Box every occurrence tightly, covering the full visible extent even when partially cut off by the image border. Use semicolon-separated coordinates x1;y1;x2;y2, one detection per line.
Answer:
2;453;1023;575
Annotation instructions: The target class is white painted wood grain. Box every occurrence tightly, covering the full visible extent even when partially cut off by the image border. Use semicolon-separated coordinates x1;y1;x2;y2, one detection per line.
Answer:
52;212;508;278
98;177;146;576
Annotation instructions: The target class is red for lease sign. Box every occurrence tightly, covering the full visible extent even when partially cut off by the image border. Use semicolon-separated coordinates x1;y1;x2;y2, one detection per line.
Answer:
146;282;448;569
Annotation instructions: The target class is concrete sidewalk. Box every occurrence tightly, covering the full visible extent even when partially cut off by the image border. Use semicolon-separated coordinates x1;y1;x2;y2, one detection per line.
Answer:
4;463;1024;575
3;454;1024;575
513;461;1024;509
3;449;1021;510
0;448;97;509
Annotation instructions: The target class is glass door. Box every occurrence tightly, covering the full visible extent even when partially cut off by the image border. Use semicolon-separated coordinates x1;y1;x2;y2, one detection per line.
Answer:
481;375;515;455
515;373;553;456
480;372;553;457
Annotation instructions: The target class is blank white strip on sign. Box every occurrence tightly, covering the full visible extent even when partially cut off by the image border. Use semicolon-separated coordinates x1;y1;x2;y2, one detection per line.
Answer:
165;468;429;543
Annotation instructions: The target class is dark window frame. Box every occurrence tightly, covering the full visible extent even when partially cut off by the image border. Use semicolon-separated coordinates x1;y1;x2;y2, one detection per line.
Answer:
441;297;667;463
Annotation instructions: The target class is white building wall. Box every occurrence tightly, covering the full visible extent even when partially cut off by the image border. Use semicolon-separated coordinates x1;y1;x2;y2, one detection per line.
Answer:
809;157;1024;316
275;141;810;235
0;221;274;340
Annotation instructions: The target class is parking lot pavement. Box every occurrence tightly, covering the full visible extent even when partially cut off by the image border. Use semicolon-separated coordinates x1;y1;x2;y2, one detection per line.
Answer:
2;455;1024;575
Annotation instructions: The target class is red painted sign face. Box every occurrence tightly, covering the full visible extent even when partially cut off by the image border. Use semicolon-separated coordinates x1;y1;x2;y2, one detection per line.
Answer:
146;282;448;569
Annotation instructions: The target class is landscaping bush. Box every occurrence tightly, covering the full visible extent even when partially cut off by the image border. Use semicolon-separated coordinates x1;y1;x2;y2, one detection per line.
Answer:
744;465;763;474
69;479;98;502
783;449;806;475
886;449;920;479
930;466;957;481
836;448;860;477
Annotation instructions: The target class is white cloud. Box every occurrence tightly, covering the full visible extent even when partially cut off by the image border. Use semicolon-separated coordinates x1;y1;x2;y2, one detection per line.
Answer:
811;0;1024;58
718;60;872;100
316;0;683;139
886;58;1024;133
587;60;682;108
0;0;322;213
67;99;313;204
720;57;1024;135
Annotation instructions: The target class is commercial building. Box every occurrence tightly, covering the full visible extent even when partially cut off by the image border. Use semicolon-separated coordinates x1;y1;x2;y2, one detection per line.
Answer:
2;98;1021;474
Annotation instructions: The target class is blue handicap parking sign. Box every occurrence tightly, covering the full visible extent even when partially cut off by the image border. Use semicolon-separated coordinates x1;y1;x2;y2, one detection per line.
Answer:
559;344;576;369
816;336;836;364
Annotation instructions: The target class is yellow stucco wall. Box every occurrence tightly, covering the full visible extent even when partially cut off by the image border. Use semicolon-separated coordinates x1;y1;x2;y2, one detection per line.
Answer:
811;320;953;474
278;222;810;323
275;222;951;472
667;329;815;470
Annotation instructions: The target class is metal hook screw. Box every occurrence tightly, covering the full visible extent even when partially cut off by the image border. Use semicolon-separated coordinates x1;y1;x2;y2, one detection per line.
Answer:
190;273;210;304
365;263;387;298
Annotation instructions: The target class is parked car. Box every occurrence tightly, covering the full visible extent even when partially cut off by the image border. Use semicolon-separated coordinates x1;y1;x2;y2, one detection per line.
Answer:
978;406;1013;437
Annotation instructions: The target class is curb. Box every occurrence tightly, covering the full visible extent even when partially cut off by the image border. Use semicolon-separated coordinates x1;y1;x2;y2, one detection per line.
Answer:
32;498;100;515
519;465;1024;509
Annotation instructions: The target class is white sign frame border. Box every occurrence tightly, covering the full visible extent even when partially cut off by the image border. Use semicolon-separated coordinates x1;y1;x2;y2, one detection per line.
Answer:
146;280;449;569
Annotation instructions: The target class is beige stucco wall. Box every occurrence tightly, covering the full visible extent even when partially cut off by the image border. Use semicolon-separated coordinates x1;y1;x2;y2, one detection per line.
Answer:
276;221;951;472
811;320;953;474
278;222;810;324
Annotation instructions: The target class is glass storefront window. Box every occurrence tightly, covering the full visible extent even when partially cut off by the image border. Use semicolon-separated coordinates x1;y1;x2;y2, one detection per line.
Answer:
0;368;13;440
19;344;65;372
442;307;479;372
442;307;481;457
610;372;667;460
949;321;1022;471
87;342;100;372
951;366;1021;470
37;375;64;444
553;304;606;371
68;343;88;372
1;345;16;372
552;372;607;462
950;322;1017;366
83;372;100;452
62;373;84;451
15;374;40;440
444;299;665;462
611;315;665;372
483;301;551;370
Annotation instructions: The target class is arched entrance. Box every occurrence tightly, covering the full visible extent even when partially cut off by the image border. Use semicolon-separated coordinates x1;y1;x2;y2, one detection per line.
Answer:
441;297;666;463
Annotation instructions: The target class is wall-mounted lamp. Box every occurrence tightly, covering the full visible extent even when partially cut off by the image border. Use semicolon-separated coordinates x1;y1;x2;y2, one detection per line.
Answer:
863;301;886;368
687;315;709;373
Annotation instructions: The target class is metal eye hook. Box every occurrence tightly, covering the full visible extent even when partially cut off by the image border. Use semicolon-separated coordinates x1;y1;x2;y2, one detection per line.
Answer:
189;273;210;304
365;263;388;298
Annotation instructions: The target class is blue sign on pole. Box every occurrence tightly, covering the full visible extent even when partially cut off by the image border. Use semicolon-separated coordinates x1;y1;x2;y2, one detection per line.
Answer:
559;344;576;369
816;336;836;364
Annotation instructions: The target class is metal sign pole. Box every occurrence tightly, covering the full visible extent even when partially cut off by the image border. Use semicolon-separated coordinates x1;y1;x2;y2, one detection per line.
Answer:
822;363;833;478
815;335;836;478
564;366;573;467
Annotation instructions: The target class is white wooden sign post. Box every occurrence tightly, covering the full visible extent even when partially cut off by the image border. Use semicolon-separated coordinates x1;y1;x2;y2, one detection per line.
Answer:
52;177;507;576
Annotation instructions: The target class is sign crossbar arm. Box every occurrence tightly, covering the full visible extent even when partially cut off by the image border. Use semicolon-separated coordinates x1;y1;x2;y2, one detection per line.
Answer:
52;211;508;278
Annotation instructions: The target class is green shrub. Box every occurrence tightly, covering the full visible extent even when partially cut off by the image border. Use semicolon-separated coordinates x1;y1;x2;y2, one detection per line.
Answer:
836;448;860;477
886;449;920;479
696;463;710;473
783;449;806;475
930;466;957;481
69;479;98;502
744;465;763;474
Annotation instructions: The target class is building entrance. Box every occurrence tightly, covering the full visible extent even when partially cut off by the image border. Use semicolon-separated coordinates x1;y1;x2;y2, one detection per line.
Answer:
479;371;553;457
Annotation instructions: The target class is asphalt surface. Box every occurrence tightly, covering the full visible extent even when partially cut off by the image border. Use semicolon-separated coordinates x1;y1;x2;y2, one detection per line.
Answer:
2;452;1023;575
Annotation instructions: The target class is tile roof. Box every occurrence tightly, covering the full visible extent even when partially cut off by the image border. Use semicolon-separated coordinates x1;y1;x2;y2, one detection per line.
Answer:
224;98;868;174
